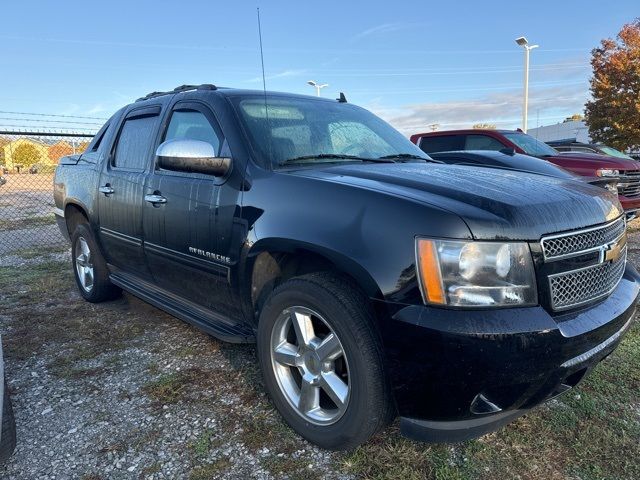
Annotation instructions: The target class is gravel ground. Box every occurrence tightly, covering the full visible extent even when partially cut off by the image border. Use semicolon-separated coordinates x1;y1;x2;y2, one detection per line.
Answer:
0;249;350;479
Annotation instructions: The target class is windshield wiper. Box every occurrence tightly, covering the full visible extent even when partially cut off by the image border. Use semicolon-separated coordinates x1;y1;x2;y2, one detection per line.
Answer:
378;153;443;163
280;154;396;165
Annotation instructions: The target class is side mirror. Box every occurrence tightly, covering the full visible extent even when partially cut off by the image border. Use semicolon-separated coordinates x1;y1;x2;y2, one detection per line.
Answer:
156;139;231;177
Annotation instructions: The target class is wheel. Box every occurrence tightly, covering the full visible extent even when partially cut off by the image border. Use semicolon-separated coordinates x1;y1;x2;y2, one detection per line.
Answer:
0;381;16;463
71;223;120;303
257;272;394;450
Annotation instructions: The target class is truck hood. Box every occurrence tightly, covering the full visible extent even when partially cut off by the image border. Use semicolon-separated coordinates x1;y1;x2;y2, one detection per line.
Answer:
546;152;640;170
291;163;623;241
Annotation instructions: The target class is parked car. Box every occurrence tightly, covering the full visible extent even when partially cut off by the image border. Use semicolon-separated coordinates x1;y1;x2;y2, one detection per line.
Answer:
0;337;17;463
546;140;636;160
54;85;639;449
429;150;619;195
410;129;640;215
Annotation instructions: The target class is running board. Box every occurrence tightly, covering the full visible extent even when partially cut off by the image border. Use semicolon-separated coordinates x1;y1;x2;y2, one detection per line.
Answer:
109;271;254;344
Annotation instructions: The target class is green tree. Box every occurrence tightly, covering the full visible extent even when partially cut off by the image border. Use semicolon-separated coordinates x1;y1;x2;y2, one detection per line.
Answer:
585;18;640;150
11;142;43;168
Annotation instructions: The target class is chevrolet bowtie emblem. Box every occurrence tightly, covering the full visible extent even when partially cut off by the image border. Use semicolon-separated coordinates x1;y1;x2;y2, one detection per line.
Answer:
599;234;627;264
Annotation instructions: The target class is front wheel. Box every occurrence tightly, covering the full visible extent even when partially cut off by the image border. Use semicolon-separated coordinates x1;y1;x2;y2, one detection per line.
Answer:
257;272;394;450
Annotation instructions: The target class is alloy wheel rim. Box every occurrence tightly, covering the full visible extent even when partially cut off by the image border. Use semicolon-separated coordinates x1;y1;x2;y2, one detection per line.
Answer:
270;306;350;425
74;237;94;292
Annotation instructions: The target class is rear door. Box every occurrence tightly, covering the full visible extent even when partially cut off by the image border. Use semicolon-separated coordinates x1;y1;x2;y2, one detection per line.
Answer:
97;106;160;278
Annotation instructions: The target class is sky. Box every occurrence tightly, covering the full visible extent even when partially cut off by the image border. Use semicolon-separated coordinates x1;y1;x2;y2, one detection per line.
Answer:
0;1;637;135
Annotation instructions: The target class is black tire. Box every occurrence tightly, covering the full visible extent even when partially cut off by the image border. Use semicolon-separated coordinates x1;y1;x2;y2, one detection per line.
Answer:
0;381;16;463
71;223;120;303
257;272;395;450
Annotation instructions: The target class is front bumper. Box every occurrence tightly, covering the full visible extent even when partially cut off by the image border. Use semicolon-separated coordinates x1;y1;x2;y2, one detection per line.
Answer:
378;264;639;443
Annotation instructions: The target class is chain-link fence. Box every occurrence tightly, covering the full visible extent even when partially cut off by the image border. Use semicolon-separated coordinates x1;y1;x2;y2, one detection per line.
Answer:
0;131;95;255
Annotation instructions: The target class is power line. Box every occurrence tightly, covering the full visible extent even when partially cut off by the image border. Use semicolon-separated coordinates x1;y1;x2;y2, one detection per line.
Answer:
0;110;108;120
0;117;103;126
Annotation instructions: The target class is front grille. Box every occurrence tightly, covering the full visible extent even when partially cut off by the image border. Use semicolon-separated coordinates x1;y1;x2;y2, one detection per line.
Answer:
548;247;627;310
618;170;640;198
541;217;626;261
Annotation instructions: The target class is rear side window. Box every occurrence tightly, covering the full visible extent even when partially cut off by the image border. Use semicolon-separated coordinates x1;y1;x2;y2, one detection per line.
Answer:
418;135;463;153
464;134;505;151
113;115;158;170
164;110;222;155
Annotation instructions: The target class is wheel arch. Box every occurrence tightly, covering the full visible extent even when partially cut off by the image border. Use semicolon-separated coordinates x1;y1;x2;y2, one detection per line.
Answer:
63;201;90;235
241;238;384;326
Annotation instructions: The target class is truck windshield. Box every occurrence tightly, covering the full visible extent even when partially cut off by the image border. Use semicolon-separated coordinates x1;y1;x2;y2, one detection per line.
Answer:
231;95;431;168
503;132;559;157
599;145;633;159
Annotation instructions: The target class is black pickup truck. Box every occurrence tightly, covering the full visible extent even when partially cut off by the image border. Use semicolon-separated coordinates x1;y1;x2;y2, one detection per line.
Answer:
54;84;639;450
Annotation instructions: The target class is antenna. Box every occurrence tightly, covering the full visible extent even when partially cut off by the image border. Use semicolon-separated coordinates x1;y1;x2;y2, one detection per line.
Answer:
256;7;272;164
257;8;267;97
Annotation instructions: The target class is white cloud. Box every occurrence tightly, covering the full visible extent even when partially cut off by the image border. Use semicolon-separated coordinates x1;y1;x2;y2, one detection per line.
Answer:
245;69;308;83
373;84;590;134
352;23;407;41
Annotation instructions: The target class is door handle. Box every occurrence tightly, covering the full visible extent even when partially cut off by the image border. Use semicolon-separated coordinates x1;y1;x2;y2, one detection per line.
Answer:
99;185;114;196
144;194;167;205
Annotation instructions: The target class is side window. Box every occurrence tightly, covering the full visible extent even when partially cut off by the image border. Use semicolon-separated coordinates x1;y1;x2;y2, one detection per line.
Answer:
464;134;505;151
164;110;222;155
418;135;463;153
113;115;158;170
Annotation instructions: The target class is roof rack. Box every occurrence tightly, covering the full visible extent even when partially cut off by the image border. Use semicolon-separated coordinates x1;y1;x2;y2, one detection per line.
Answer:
135;84;217;102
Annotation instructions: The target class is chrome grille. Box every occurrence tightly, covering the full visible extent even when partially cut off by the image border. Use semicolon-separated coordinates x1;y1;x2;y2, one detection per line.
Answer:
618;170;640;198
541;217;626;261
549;247;627;311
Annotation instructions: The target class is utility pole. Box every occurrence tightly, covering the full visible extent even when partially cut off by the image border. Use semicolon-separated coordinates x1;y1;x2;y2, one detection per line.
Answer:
307;80;328;97
515;37;539;133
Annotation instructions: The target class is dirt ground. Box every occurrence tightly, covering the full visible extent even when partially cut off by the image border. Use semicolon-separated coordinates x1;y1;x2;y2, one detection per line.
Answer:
0;225;638;479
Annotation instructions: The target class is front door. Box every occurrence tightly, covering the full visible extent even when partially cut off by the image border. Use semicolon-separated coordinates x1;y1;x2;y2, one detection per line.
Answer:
97;105;161;278
143;102;237;317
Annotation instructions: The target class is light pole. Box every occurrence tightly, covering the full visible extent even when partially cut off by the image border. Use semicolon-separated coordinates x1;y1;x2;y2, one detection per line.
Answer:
515;36;538;133
307;80;328;97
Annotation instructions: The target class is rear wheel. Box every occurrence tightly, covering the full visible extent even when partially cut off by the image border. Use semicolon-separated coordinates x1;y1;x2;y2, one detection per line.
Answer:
71;223;120;303
257;272;394;450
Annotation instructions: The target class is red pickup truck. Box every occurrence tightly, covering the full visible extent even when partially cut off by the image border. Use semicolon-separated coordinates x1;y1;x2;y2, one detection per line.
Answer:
410;129;640;214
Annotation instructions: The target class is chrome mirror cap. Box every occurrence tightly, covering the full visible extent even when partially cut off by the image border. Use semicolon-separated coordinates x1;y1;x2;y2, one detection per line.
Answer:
156;139;231;177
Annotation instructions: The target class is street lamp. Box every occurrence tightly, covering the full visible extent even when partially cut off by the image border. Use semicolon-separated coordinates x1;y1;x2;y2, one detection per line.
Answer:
515;36;538;133
307;80;328;97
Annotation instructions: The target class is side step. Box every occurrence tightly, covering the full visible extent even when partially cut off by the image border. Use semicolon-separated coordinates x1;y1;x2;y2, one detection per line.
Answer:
110;272;254;344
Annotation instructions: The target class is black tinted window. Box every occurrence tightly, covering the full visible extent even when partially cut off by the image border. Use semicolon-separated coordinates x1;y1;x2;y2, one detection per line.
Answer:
113;115;158;170
418;135;463;153
164;110;221;154
464;134;504;151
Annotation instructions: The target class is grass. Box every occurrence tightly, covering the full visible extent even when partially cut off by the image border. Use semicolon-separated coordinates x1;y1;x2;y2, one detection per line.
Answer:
188;458;232;480
10;243;69;259
0;214;55;231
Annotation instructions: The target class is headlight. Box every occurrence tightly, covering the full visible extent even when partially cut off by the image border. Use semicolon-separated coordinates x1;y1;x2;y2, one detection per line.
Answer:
416;239;537;307
596;168;619;177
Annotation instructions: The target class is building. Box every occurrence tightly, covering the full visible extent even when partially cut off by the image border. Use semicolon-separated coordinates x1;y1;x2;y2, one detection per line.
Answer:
527;120;590;143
